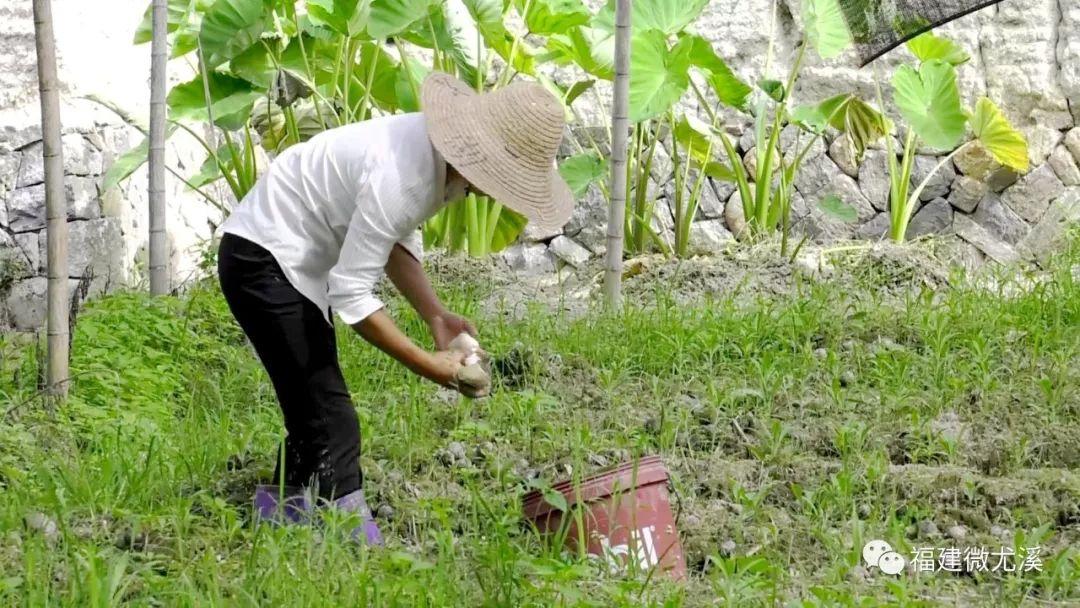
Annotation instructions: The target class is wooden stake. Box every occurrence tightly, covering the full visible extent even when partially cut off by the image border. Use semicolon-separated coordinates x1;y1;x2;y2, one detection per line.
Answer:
149;0;169;294
32;0;69;397
603;0;632;310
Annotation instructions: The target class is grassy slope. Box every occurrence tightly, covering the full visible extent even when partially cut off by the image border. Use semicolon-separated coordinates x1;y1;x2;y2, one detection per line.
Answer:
0;238;1077;607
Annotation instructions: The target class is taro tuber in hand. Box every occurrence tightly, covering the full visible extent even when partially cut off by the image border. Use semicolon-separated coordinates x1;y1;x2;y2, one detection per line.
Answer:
448;333;491;397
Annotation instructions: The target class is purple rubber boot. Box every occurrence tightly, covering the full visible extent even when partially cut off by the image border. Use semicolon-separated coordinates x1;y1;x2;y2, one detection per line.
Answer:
332;489;384;546
253;485;309;524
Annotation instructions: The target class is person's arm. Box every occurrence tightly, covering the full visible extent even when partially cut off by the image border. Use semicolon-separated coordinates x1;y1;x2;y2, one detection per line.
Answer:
328;187;467;389
384;242;476;350
353;309;463;386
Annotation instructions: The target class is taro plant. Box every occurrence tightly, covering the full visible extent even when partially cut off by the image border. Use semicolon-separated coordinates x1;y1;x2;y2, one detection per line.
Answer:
665;0;867;256
881;33;1027;242
105;0;597;257
796;31;1028;242
546;0;751;256
104;0;441;202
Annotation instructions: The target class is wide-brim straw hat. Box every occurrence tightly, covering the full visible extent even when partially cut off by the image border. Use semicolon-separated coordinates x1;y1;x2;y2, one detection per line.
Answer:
421;73;574;232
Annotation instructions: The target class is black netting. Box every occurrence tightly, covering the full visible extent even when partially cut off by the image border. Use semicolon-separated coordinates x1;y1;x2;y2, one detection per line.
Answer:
839;0;1003;66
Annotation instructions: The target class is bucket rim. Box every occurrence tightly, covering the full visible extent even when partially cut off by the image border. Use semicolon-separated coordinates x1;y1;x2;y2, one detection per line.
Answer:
522;455;670;520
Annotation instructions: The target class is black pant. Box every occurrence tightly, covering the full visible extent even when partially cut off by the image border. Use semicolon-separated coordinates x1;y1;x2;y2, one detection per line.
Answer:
218;233;361;499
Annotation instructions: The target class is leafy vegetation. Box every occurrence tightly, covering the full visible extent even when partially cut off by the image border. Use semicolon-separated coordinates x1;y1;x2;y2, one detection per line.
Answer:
801;30;1028;242
104;0;1033;262
2;233;1078;604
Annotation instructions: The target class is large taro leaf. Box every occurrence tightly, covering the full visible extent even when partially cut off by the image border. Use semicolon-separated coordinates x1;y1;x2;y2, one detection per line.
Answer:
462;0;502;25
228;43;275;88
481;30;537;75
167;71;263;130
559;153;608;197
462;0;536;74
564;79;595;105
906;31;970;66
488;206;528;252
970;97;1029;171
803;0;852;60
357;42;401;109
103;138;150;192
790;93;890;157
597;0;708;36
672;114;715;164
892;59;966;151
232;35;336;106
306;0;371;36
629;30;692;123
399;1;479;84
433;0;483;86
368;0;436;39
562;26;614;80
681;34;751;110
230;27;339;91
135;0;213;57
134;0;189;43
199;0;270;69
517;0;590;35
759;79;785;102
673;114;736;180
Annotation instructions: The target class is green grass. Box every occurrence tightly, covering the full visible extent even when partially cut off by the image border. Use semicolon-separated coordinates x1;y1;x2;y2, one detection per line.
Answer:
0;237;1078;606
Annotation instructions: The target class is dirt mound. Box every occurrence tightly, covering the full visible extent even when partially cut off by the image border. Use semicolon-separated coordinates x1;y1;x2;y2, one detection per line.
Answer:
424;238;960;318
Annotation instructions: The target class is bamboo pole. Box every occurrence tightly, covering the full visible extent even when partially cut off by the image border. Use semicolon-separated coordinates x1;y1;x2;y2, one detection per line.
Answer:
148;0;169;294
603;0;631;310
32;0;69;397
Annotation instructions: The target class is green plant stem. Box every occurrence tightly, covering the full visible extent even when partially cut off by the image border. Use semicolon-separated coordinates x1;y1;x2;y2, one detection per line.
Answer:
689;79;718;124
466;194;482;257
892;142;968;242
485;200;502;247
631;123;663;253
396;42;422;111
357;45;379;121
718;129;753;228
171;167;225;212
345;37;358;122
753;41;806;237
331;36;347;116
495;0;532;88
169;120;242;198
889;129;918;242
670;113;686;256
283;105;300;145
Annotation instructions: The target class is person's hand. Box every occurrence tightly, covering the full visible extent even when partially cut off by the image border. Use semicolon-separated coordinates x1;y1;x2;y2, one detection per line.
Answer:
424;350;466;387
424;350;490;399
429;312;477;350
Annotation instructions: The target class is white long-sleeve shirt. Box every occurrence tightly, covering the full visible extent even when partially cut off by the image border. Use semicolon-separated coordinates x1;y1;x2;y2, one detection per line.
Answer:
220;113;454;325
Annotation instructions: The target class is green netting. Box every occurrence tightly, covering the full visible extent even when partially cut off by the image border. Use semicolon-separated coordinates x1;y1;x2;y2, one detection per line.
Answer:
839;0;1003;65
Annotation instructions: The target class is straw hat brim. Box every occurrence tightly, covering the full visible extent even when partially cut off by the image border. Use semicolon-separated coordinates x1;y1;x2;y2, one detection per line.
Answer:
421;74;574;232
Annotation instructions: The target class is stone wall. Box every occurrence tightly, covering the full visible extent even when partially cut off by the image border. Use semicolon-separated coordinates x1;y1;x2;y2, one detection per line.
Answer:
1;0;1078;329
504;0;1080;274
0;0;220;331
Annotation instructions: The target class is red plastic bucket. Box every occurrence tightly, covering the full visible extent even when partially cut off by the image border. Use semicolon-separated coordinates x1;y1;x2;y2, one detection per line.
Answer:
522;456;687;580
